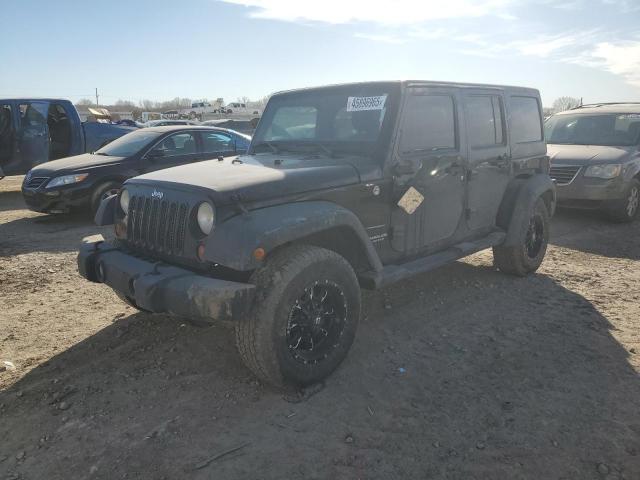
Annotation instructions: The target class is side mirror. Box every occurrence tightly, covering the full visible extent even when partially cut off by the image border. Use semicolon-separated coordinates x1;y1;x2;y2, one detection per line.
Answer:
393;159;421;176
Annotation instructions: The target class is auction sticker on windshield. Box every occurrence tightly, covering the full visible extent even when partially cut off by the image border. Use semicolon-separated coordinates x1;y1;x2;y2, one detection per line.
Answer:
347;95;387;112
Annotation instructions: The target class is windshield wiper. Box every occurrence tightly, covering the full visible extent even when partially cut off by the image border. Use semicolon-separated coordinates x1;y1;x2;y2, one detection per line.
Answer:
253;141;280;154
288;141;336;158
93;152;110;156
310;142;334;157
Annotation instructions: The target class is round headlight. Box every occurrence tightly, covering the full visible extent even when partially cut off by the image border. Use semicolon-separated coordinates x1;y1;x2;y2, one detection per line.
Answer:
120;189;130;214
196;202;215;235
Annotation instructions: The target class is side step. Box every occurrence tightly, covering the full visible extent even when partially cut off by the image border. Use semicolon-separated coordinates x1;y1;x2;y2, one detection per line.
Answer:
359;231;505;289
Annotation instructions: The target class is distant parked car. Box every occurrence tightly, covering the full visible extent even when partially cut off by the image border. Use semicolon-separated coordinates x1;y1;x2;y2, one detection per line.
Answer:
546;103;640;222
200;118;260;135
223;102;248;114
22;126;251;215
0;98;135;179
143;119;199;127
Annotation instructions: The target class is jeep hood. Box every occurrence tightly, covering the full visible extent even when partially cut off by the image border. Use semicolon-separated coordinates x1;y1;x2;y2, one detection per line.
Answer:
128;153;362;205
548;144;635;166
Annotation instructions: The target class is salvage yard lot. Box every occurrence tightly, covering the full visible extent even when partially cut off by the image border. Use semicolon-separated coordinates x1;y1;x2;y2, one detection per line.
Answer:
1;175;639;479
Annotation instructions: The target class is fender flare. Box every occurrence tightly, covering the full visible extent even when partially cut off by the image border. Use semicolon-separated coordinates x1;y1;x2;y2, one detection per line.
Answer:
498;174;556;247
95;194;117;225
204;201;384;272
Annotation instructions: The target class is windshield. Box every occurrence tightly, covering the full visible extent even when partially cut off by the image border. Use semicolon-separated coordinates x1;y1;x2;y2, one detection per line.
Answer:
251;85;397;156
95;130;163;157
545;113;640;146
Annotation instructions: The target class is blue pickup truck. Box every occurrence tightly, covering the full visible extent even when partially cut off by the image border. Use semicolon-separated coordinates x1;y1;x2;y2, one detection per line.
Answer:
0;98;136;178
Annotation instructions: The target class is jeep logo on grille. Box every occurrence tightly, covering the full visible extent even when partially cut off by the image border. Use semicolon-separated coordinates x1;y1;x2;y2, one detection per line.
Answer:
151;189;164;200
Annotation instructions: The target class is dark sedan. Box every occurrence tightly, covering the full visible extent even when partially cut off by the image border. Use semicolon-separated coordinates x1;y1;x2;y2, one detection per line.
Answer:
546;103;640;222
21;126;251;214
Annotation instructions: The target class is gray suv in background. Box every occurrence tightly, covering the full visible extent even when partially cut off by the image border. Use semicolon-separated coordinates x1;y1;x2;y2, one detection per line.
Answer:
546;103;640;222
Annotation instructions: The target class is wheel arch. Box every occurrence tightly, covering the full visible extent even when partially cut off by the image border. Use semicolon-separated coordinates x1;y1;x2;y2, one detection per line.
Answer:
203;201;384;274
497;174;556;246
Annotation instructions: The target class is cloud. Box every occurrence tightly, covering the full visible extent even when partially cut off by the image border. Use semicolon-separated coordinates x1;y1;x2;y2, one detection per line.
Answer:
218;0;640;89
218;0;514;25
354;33;406;44
452;31;596;59
574;41;640;87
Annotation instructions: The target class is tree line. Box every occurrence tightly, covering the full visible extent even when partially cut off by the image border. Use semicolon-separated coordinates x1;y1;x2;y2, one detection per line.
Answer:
75;96;268;112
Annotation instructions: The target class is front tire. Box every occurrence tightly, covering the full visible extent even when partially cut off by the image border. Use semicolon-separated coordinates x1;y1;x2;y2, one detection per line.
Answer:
493;198;550;276
235;245;361;388
606;179;639;223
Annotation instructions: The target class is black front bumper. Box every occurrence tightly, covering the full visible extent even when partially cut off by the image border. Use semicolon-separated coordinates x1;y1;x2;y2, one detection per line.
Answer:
78;237;255;322
22;185;92;213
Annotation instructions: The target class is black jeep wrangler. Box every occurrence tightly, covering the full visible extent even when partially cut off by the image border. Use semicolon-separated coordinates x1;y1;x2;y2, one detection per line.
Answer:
78;81;555;388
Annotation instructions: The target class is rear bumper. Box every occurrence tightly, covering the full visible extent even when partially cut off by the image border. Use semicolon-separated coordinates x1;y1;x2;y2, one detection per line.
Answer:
77;237;255;322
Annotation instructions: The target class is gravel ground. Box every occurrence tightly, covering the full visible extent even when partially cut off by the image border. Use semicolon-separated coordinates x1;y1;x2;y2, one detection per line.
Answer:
1;175;639;480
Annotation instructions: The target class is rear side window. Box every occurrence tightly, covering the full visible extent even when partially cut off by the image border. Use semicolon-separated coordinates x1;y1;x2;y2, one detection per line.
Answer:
202;132;234;153
465;95;504;147
510;96;542;143
401;95;456;153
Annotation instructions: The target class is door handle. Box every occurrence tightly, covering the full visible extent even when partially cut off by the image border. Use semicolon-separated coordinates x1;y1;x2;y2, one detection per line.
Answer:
445;162;465;175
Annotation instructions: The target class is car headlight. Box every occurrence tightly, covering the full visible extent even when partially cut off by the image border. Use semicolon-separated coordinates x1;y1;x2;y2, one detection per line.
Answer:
120;189;130;214
196;202;215;235
46;173;89;189
584;164;622;179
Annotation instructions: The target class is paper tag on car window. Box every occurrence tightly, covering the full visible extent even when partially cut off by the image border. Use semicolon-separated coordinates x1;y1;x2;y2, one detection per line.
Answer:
347;95;387;112
397;187;424;215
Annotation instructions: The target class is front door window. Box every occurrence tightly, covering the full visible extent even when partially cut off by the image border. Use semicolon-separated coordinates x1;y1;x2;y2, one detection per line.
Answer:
18;101;50;168
0;104;14;166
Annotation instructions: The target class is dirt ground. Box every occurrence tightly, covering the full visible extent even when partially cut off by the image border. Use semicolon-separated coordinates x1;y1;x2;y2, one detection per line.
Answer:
1;174;639;480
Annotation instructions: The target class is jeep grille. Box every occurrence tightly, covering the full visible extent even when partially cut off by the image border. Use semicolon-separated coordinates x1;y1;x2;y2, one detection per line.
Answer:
126;195;188;255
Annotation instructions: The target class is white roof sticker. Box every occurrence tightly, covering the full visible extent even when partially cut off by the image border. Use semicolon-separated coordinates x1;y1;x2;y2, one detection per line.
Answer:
347;95;387;112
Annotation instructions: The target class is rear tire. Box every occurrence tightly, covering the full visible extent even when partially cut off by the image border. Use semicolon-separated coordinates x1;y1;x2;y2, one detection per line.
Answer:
235;245;361;388
91;181;121;216
493;197;550;276
605;179;639;223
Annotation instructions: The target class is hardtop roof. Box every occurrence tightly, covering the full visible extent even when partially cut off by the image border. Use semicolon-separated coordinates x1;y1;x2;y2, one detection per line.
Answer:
270;80;540;98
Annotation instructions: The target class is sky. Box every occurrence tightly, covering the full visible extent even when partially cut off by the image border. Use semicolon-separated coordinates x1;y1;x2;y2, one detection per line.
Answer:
0;0;639;107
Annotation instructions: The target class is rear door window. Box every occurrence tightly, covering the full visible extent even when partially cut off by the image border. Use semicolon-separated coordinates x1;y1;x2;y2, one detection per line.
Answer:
465;95;504;147
400;95;456;153
510;96;542;143
201;131;235;154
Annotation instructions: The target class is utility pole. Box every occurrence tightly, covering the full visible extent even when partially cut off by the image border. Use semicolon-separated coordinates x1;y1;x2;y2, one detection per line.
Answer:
95;88;99;107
